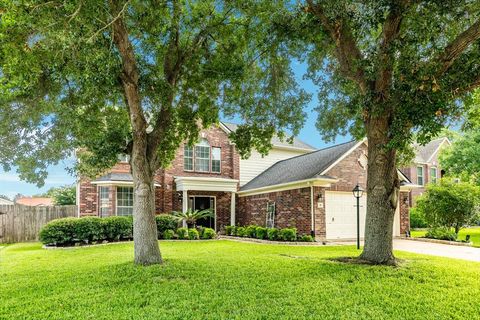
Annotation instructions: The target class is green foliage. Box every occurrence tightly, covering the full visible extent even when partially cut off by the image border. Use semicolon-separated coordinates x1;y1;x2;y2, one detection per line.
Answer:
201;228;216;240
39;218;77;245
155;214;178;238
235;227;247;237
176;228;189;240
415;179;480;234
102;216;133;241
409;207;428;229
0;0;308;186
255;227;268;240
279;228;297;241
163;229;175;240
39;216;134;245
45;186;76;206
440;130;480;186
171;209;213;228
225;225;235;236
245;225;257;238
425;227;457;242
299;235;314;242
188;228;200;240
267;228;279;241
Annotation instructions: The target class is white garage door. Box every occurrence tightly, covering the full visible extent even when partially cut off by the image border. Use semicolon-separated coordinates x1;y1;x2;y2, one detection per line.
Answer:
325;191;400;240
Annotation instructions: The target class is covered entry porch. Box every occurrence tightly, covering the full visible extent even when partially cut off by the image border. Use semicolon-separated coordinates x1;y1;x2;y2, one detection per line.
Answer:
174;177;238;231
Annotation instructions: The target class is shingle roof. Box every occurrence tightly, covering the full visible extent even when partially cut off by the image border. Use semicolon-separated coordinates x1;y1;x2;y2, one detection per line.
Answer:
413;137;449;163
240;140;359;191
94;172;133;183
221;122;315;151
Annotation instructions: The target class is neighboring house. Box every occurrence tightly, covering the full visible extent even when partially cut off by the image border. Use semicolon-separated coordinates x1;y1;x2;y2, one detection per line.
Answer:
15;197;54;206
401;137;451;205
0;197;13;205
78;125;415;240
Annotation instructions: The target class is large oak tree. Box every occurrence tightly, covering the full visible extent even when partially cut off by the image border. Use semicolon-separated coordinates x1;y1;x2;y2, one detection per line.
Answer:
0;1;308;265
276;0;480;264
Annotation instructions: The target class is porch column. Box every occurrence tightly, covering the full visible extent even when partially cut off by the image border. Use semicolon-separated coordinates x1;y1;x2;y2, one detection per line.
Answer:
230;192;235;226
182;189;188;228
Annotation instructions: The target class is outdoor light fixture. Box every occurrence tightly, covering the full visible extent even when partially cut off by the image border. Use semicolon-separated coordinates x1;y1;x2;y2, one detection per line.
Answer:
352;184;364;250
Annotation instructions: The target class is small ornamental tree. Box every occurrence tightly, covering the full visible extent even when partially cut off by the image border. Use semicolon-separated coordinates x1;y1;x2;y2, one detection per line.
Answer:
415;179;480;235
39;186;76;205
265;0;480;264
0;1;308;265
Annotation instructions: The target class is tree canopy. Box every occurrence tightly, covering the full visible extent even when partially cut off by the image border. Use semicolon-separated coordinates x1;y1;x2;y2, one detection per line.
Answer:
0;0;308;185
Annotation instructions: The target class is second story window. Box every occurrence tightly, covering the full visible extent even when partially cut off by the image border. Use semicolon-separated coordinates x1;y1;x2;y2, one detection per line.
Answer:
417;166;424;185
430;167;437;184
183;139;221;174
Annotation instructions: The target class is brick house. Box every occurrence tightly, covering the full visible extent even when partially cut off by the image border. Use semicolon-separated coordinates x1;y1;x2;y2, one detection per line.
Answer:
78;123;415;240
400;137;451;206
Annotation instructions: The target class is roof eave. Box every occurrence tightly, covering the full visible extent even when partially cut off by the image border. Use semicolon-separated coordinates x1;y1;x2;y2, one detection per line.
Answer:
238;177;338;197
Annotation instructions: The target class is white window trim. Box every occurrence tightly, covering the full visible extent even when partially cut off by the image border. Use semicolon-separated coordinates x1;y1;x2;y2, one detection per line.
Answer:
211;147;222;174
195;144;211;173
98;186;110;217
184;145;194;172
417;166;424;186
183;141;222;174
266;202;275;228
116;186;134;216
430;167;437;184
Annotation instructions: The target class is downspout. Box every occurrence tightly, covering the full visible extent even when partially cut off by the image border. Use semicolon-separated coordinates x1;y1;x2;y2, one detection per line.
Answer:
310;185;315;237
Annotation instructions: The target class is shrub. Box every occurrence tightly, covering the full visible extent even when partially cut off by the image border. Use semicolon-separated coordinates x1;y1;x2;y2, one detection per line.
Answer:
425;227;457;241
409;207;428;229
163;229;175;240
300;234;314;242
246;225;257;238
255;227;268;240
156;214;178;238
188;228;200;240
177;227;189;240
279;228;297;241
236;227;247;237
202;228;216;239
73;217;105;243
416;179;480;234
225;225;235;236
39;218;77;245
267;228;279;241
102;216;133;241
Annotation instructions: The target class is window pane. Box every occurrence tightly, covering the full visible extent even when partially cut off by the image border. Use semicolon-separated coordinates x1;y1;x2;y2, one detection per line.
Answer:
117;187;133;216
195;145;210;172
99;186;110;218
184;145;193;171
417;167;424;185
212;147;221;173
430;168;437;183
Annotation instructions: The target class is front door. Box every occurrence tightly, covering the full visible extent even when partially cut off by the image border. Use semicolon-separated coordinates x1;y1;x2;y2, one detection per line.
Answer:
189;196;215;229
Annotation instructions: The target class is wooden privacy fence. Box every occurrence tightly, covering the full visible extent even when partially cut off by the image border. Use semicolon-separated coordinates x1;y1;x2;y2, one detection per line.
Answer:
0;204;77;243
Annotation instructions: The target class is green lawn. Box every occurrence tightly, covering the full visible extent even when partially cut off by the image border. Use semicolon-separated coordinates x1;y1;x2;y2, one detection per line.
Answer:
1;241;479;320
411;227;480;247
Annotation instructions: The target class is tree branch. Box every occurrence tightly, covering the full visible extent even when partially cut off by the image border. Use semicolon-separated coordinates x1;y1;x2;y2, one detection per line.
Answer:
109;0;147;135
306;0;368;94
89;0;130;42
437;19;480;76
375;1;412;96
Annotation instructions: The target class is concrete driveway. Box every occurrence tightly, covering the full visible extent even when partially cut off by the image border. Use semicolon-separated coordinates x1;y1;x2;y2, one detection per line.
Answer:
393;239;480;262
332;239;480;262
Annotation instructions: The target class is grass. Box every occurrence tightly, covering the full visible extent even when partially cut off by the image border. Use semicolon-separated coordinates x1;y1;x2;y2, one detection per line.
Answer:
1;241;480;320
411;227;480;247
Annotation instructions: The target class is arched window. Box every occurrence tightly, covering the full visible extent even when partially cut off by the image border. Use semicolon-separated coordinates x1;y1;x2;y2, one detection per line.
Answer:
195;139;210;172
183;138;221;173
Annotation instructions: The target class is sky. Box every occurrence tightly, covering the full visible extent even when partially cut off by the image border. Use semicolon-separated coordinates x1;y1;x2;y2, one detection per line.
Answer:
0;63;350;199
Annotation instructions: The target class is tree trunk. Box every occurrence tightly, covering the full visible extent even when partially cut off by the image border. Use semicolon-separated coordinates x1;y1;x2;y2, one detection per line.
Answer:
131;142;163;265
360;116;399;265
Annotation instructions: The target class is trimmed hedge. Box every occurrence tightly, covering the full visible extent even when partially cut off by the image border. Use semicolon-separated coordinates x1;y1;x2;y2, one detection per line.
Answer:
39;216;134;246
224;224;312;242
155;214;179;238
202;228;216;239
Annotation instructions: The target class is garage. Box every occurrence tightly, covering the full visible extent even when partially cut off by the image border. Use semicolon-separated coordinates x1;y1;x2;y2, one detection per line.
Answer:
325;191;400;240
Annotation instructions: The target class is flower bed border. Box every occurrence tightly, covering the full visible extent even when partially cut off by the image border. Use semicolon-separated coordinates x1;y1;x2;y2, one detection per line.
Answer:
42;238;217;249
405;237;473;247
219;235;330;246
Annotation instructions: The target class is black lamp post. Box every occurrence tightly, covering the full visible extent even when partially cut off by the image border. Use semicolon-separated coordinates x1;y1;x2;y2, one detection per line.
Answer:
352;184;364;250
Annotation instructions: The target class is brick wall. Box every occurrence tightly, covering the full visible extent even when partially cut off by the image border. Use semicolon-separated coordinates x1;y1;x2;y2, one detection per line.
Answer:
237;187;313;235
399;191;410;234
79;124;239;218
